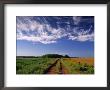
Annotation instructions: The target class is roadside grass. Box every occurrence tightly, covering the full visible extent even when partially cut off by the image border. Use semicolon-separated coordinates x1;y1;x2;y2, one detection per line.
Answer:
16;57;94;74
16;57;57;74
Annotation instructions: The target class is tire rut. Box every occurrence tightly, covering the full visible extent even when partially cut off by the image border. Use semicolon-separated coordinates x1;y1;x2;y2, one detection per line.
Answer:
45;59;69;74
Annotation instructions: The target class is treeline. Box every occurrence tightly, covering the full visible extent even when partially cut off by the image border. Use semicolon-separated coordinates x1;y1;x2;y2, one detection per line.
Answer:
42;54;70;58
16;56;37;58
17;54;70;58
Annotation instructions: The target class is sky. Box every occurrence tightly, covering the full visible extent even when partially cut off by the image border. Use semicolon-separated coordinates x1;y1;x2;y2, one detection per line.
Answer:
16;16;94;57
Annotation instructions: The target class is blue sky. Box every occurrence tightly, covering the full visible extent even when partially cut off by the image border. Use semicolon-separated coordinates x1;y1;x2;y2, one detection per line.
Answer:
17;16;94;57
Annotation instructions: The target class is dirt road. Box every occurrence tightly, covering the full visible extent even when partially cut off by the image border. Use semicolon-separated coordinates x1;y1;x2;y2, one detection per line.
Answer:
45;59;69;74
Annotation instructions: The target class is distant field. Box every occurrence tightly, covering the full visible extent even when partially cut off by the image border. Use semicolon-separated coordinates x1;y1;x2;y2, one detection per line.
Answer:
16;57;94;74
62;58;94;74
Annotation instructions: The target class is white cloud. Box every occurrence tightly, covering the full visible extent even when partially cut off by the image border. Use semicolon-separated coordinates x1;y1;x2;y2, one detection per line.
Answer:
17;16;94;44
17;17;67;44
68;25;94;42
69;33;94;42
73;16;81;25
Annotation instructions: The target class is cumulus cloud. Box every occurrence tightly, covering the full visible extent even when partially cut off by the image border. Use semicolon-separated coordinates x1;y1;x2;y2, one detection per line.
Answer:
17;16;94;44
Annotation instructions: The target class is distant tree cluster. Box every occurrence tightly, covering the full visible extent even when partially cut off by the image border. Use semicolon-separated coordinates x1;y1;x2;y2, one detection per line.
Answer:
42;54;70;58
64;55;70;58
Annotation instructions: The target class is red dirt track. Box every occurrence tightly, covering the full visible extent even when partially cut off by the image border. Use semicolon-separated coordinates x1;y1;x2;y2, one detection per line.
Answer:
46;59;69;74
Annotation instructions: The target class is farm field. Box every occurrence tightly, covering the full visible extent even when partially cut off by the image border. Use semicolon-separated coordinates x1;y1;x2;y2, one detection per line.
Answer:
16;57;94;74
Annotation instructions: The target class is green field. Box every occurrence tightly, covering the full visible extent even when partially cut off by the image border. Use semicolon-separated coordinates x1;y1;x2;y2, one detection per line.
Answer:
16;56;94;74
16;57;57;74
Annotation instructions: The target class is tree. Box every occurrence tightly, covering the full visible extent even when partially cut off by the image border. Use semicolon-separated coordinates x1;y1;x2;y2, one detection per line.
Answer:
64;55;70;58
42;54;64;58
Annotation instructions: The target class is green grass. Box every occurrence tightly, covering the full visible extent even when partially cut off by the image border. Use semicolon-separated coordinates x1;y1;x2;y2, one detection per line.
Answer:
16;57;57;74
16;57;94;74
55;60;61;74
